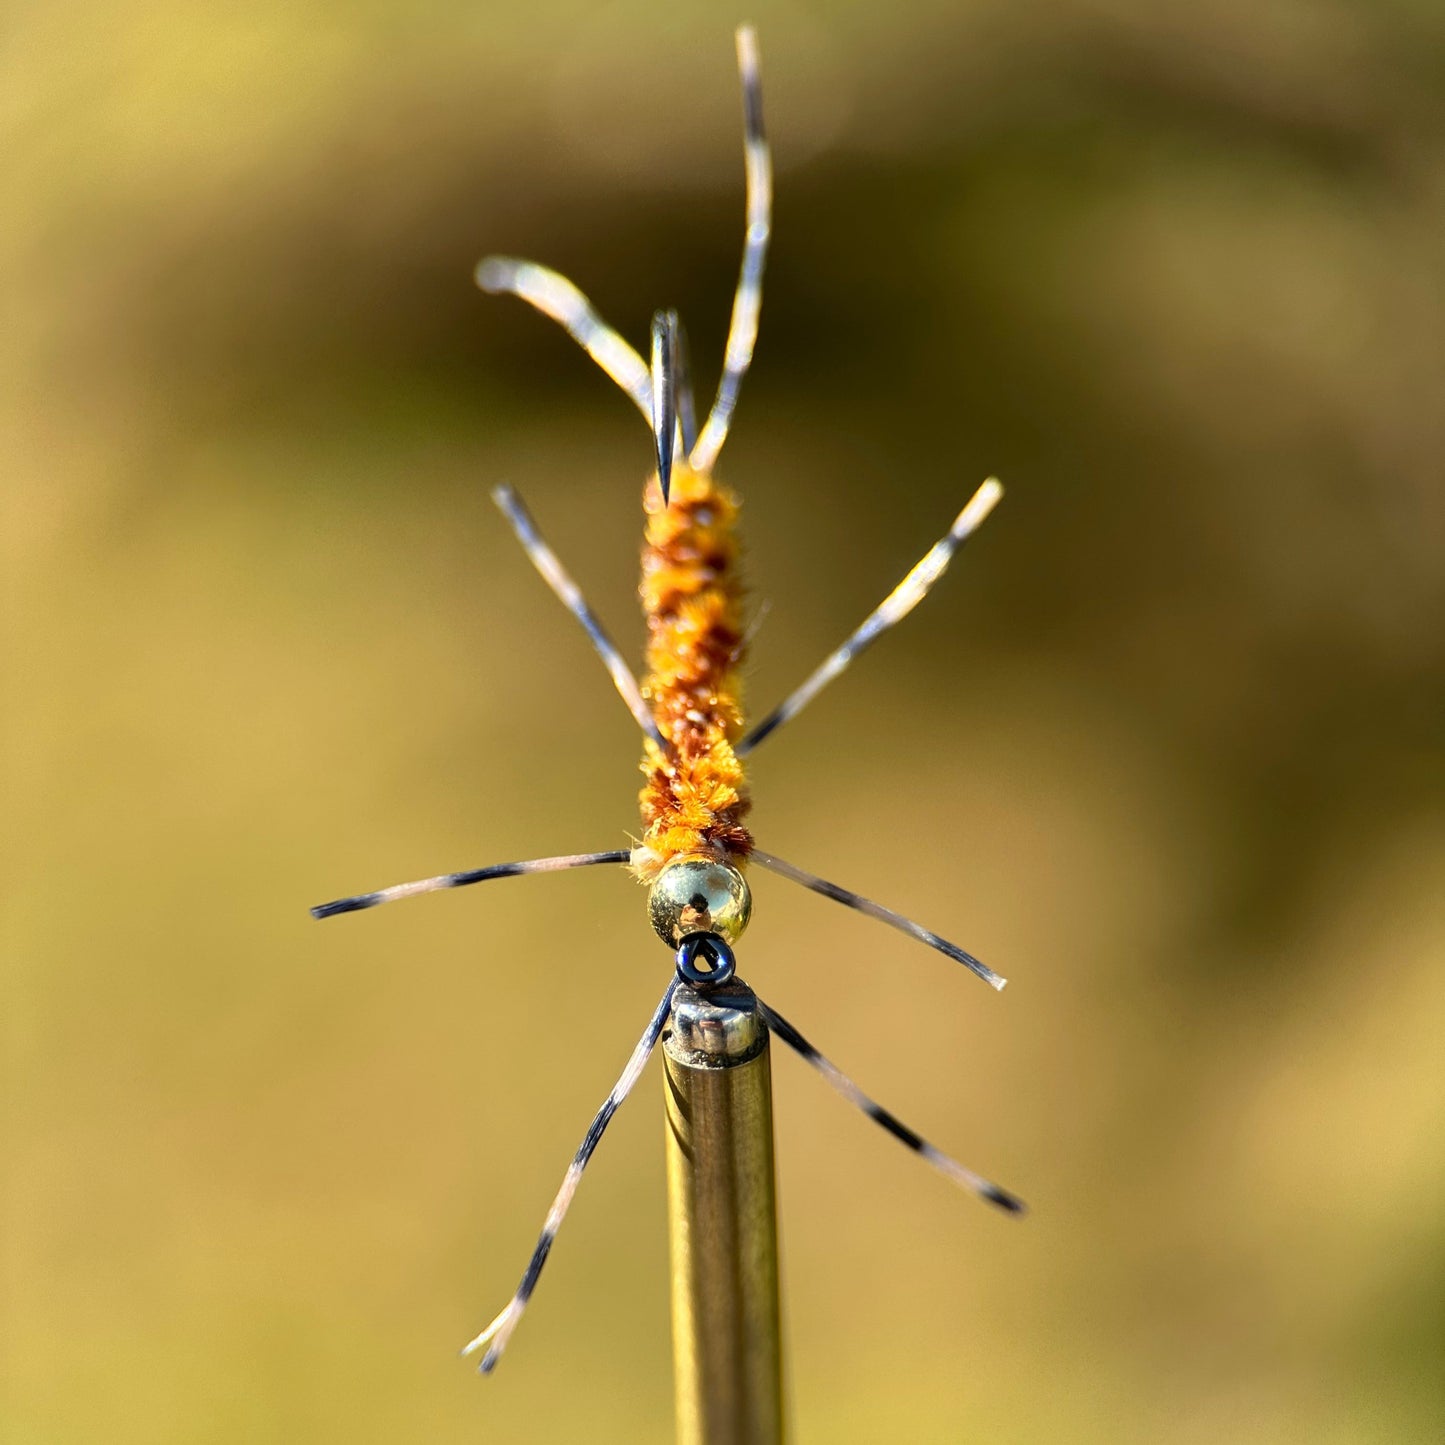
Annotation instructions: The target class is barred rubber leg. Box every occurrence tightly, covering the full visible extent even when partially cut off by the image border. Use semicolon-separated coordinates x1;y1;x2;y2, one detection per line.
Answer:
492;485;669;755
689;25;772;476
741;478;1003;753
461;978;679;1373
475;257;653;423
758;998;1025;1215
310;850;629;920
650;311;679;503
751;849;1006;991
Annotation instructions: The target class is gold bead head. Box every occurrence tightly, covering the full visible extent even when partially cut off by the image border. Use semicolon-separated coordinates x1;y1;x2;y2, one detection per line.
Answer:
647;854;752;947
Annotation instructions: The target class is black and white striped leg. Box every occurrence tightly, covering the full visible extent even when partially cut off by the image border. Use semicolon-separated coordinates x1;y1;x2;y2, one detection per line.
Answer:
751;849;1006;991
492;485;670;754
310;850;629;920
689;25;771;476
758;998;1025;1215
461;979;679;1373
475;256;653;423
741;478;1003;753
650;311;679;504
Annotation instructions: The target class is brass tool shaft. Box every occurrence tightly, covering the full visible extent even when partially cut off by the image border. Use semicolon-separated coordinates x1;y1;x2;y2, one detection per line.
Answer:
663;979;784;1445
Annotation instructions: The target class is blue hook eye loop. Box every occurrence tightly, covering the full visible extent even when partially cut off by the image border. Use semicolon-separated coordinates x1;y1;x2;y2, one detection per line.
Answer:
675;932;737;990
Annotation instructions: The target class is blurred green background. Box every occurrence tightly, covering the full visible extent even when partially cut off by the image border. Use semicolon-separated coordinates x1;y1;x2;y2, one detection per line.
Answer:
6;1;1444;1440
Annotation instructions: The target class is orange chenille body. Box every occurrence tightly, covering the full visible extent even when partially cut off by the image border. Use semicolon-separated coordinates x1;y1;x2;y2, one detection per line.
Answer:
634;464;753;881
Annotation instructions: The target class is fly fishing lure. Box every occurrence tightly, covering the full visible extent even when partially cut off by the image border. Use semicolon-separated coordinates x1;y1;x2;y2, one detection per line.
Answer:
313;26;1022;1375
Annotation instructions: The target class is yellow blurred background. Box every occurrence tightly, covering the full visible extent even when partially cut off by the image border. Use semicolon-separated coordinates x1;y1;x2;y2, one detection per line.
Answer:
6;1;1443;1440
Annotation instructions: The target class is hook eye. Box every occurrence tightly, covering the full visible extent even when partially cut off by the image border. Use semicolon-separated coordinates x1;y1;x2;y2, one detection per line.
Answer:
675;932;737;991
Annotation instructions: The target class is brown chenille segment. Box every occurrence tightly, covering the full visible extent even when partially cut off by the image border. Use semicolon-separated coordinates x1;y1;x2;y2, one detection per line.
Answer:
633;463;753;881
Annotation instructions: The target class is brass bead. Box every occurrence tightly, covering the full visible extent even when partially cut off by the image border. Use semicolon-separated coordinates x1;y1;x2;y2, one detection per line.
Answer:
648;855;752;947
